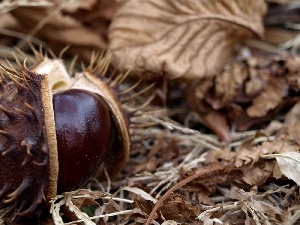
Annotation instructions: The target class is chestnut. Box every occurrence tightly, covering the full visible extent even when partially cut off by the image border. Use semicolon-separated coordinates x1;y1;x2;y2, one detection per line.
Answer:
0;59;130;220
53;88;113;193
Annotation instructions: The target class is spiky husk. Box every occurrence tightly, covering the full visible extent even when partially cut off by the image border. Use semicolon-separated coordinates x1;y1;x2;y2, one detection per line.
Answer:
0;65;57;220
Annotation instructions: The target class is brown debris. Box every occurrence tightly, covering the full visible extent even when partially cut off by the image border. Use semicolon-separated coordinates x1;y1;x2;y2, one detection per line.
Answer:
128;134;182;175
145;162;231;225
229;186;285;224
206;130;300;186
186;53;300;141
133;193;201;224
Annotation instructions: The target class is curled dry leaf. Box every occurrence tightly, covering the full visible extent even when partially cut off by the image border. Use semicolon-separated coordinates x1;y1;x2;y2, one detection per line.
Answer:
8;0;117;61
205;132;300;186
285;123;300;146
186;53;300;141
285;101;300;126
0;0;54;13
108;0;266;80
179;166;229;204
261;152;300;186
133;193;200;224
50;189;109;224
283;103;300;145
234;137;299;185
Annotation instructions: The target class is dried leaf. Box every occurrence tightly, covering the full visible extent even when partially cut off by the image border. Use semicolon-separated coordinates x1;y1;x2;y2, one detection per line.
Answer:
180;164;229;197
108;0;266;80
65;194;96;225
285;101;300;126
285;122;300;146
159;194;199;224
233;138;299;185
264;27;300;46
61;0;97;12
135;193;200;224
213;62;248;106
11;4;106;46
49;189;110;224
0;0;53;13
187;54;300;141
161;221;179;225
246;78;287;117
241;161;274;185
261;152;300;185
9;0;117;61
230;186;284;225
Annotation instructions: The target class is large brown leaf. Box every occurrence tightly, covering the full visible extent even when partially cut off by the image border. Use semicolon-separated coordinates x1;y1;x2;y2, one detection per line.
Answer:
108;0;266;80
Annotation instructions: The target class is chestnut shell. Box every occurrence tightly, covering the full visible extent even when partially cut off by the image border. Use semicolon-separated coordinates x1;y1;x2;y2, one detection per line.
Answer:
53;89;113;193
0;63;131;220
0;69;54;218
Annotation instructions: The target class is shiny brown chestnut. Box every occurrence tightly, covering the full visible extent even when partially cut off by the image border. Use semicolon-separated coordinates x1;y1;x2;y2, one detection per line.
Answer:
0;59;130;220
53;88;113;193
